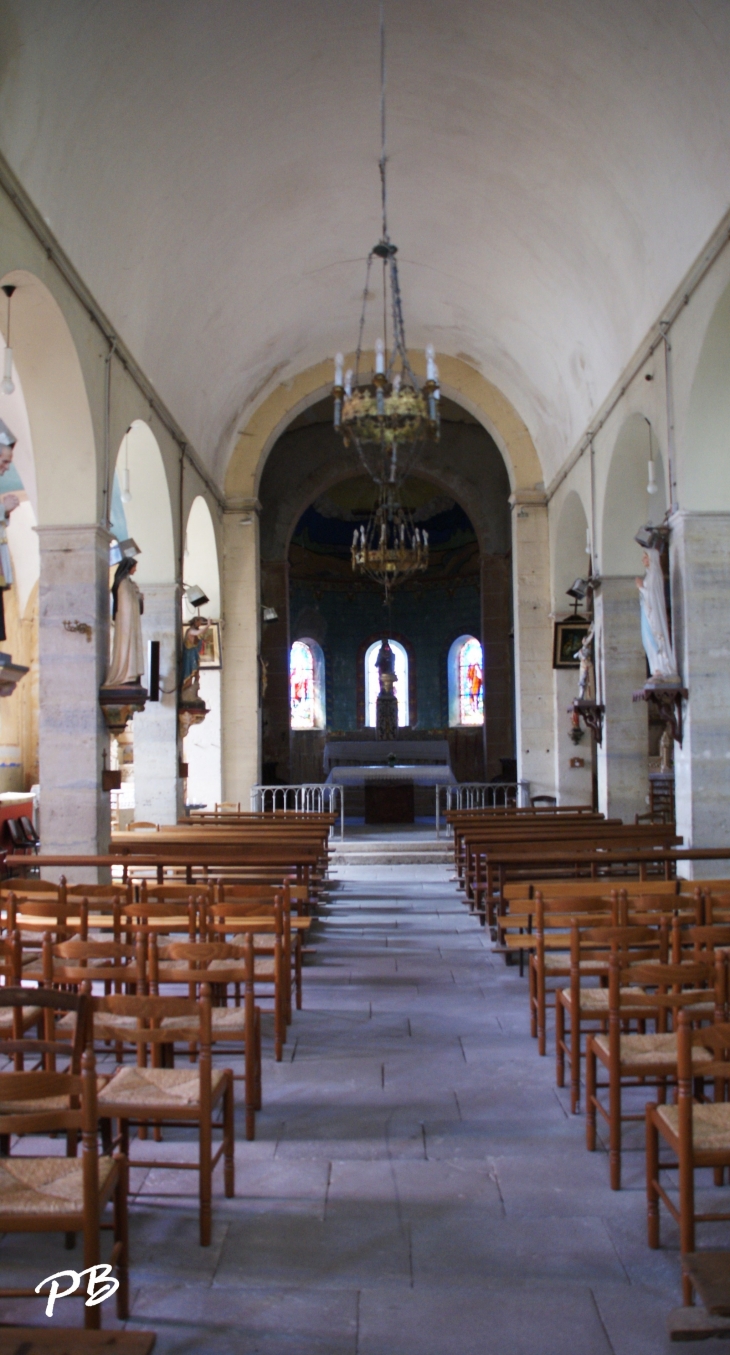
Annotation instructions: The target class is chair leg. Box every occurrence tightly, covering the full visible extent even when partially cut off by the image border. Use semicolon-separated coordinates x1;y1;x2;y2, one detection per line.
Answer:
570;1004;581;1115
529;958;537;1039
609;1067;622;1191
646;1105;660;1249
224;1074;235;1198
199;1105;212;1247
555;994;565;1088
586;1040;597;1151
255;1009;263;1112
115;1155;130;1320
679;1129;696;1306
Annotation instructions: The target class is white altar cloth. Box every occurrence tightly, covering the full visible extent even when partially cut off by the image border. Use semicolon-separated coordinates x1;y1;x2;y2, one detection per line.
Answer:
326;764;456;788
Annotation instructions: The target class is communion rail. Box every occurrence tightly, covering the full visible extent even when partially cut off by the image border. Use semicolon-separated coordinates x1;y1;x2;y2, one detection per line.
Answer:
249;783;345;838
436;781;531;835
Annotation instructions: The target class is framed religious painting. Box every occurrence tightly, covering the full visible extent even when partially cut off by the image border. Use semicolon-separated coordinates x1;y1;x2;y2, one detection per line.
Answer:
183;620;221;669
553;617;590;669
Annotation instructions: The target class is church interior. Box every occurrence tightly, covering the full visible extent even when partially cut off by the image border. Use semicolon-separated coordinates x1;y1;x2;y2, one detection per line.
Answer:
2;2;730;1352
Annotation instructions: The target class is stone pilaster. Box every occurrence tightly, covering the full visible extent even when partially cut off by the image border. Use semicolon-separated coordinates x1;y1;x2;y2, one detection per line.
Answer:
670;512;730;872
133;582;182;825
510;491;554;799
36;524;111;861
594;576;648;822
260;558;290;783
481;552;514;779
553;667;594;807
221;502;261;805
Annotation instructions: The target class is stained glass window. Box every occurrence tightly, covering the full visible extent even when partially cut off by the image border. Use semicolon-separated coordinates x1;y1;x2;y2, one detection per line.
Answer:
458;637;484;724
290;640;315;729
448;634;484;726
365;639;409;727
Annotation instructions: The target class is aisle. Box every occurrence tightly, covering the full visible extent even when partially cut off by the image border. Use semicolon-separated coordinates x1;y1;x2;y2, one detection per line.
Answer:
0;860;701;1352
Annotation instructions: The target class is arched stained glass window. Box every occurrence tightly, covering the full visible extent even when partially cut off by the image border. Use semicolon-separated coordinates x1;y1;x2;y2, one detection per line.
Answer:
364;639;409;727
290;639;326;729
448;634;484;726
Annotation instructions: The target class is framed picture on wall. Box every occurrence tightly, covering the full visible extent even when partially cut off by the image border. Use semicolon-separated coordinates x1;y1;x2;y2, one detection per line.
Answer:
553;617;590;669
183;620;221;669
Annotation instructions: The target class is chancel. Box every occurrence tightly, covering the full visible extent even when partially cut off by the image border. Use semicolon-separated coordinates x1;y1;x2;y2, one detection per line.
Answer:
4;2;730;1351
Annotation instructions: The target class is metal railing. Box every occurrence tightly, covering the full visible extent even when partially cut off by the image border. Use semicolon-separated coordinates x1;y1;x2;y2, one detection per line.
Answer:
435;782;530;835
249;784;345;838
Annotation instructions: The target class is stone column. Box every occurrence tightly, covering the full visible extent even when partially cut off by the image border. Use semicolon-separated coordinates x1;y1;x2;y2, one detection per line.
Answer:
553;666;594;807
481;552;514;779
510;491;554;800
260;558;290;783
221;502;261;806
670;511;730;872
132;582;182;825
36;525;110;861
594;576;648;822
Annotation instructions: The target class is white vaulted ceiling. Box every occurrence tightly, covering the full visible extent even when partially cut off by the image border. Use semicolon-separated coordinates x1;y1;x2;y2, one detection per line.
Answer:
0;0;729;487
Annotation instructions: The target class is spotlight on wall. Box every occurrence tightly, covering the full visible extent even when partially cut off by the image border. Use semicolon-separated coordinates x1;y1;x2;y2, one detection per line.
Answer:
262;606;278;622
634;524;667;552
1;285;15;396
186;585;209;610
566;578;588;603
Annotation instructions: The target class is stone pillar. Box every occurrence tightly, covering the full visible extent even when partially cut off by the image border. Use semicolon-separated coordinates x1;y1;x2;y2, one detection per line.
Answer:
260;558;290;783
594;576;648;822
221;502;261;806
481;552;514;779
510;491;554;800
670;511;730;872
553;666;594;807
36;525;110;861
133;583;181;825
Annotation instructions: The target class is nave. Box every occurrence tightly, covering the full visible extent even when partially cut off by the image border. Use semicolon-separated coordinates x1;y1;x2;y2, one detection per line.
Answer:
3;843;719;1355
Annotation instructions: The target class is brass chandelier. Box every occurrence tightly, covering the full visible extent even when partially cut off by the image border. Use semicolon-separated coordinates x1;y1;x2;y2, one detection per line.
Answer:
333;2;439;597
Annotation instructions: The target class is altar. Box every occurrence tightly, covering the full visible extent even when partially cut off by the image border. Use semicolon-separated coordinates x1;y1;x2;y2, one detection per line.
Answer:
325;761;456;824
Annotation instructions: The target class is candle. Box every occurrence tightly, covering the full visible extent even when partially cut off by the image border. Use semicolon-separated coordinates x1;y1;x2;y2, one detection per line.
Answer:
334;352;344;387
375;338;385;375
344;369;353;397
426;344;436;383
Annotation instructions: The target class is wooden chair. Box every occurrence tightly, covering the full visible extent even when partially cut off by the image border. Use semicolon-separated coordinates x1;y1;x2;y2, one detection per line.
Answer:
44;936;148;1063
555;921;668;1113
529;893;618;1054
647;1002;730;1303
587;953;723;1189
0;932;40;1067
202;895;288;1056
0;989;129;1329
95;990;234;1245
148;936;261;1140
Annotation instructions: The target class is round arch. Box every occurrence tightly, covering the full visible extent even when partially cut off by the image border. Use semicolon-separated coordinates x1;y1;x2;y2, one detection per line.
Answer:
682;275;730;512
552;490;590;606
0;269;96;526
184;495;221;620
600;414;667;577
113;420;175;584
223;353;544;504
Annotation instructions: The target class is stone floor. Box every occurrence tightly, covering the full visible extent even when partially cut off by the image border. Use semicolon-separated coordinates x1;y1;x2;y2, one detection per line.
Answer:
3;858;729;1352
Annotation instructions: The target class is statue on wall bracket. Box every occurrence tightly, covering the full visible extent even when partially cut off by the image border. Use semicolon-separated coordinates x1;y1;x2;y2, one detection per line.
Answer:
632;529;687;746
99;541;148;735
178;615;211;739
0;420;30;695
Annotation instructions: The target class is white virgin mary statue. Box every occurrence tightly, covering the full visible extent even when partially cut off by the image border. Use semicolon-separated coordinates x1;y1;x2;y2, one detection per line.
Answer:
636;548;679;685
103;558;145;687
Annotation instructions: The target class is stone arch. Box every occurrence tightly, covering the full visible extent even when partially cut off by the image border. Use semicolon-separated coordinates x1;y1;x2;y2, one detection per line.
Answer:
682;275;730;512
0;269;96;525
553;490;590;605
601;414;667;578
223;353;544;504
184;495;221;621
113;420;175;585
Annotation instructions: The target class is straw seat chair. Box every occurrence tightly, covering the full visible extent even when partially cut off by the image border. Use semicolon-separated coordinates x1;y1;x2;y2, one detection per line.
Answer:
148;936;261;1140
587;954;723;1190
0;989;129;1330
647;1006;730;1304
95;990;234;1245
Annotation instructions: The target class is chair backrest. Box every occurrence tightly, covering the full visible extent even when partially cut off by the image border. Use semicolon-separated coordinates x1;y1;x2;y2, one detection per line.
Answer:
150;935;255;989
0;1053;97;1143
93;991;212;1066
0;986;92;1074
47;935;146;992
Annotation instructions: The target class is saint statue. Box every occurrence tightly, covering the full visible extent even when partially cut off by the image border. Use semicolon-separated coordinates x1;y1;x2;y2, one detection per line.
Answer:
574;622;594;702
0;431;21;643
375;639;398;740
181;616;211;702
635;548;679;685
104;558;145;687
